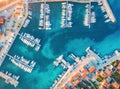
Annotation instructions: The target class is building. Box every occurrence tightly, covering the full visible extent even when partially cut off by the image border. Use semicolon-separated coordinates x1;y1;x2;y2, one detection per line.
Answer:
112;81;120;89
0;17;5;25
0;17;5;36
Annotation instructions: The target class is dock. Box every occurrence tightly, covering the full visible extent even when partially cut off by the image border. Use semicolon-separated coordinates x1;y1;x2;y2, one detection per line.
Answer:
0;71;19;87
61;1;73;28
6;54;36;73
84;2;92;28
53;55;71;69
39;1;51;30
100;0;116;22
68;53;80;63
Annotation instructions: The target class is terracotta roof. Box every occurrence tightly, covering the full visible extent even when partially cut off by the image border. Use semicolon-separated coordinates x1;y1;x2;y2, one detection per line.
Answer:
103;80;111;88
88;66;96;73
112;81;120;89
101;72;107;78
105;69;111;76
117;64;120;70
62;86;69;89
72;80;80;86
69;73;80;83
81;73;87;78
0;18;4;24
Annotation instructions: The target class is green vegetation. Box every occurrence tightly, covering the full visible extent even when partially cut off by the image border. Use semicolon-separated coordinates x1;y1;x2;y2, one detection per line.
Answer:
96;75;104;82
111;60;119;67
111;70;120;83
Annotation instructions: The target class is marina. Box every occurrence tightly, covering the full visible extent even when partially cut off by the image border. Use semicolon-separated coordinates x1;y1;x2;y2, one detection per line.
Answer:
61;1;73;28
6;54;36;73
0;70;19;87
0;0;119;89
83;2;93;28
19;33;41;51
39;1;51;30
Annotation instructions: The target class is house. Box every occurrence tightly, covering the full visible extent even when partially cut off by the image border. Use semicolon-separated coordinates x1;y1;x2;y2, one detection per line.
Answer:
0;17;5;25
88;65;96;73
112;81;120;89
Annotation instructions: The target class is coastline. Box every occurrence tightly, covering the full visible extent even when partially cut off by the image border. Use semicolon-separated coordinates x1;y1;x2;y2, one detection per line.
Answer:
0;0;28;67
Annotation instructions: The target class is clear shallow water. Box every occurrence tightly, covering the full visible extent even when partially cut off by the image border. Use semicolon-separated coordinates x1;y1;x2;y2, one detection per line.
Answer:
0;1;120;89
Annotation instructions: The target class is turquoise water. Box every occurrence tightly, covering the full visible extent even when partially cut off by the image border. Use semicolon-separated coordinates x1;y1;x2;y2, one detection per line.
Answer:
0;1;120;89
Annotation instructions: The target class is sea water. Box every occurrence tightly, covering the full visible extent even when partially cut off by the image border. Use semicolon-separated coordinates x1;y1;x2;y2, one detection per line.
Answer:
0;0;120;89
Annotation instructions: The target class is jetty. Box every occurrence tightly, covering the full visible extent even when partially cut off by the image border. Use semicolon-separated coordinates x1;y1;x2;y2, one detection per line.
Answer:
68;53;80;63
39;0;51;30
6;54;36;73
100;0;116;22
53;55;71;69
0;71;19;87
61;0;73;28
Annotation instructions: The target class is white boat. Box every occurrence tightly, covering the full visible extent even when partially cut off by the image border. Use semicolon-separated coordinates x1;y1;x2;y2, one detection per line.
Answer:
105;19;110;23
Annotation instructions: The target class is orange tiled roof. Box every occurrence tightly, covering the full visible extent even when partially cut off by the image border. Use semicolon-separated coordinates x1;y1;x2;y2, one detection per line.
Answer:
105;69;111;76
117;64;120;70
69;73;81;84
62;86;69;89
0;18;4;24
112;81;120;89
0;0;16;7
81;73;87;78
17;2;23;6
0;33;3;36
103;80;111;87
88;66;96;73
101;72;107;78
72;80;80;86
14;12;20;17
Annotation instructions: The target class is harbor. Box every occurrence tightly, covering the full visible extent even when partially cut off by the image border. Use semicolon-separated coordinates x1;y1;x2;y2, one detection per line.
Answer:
0;0;119;89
